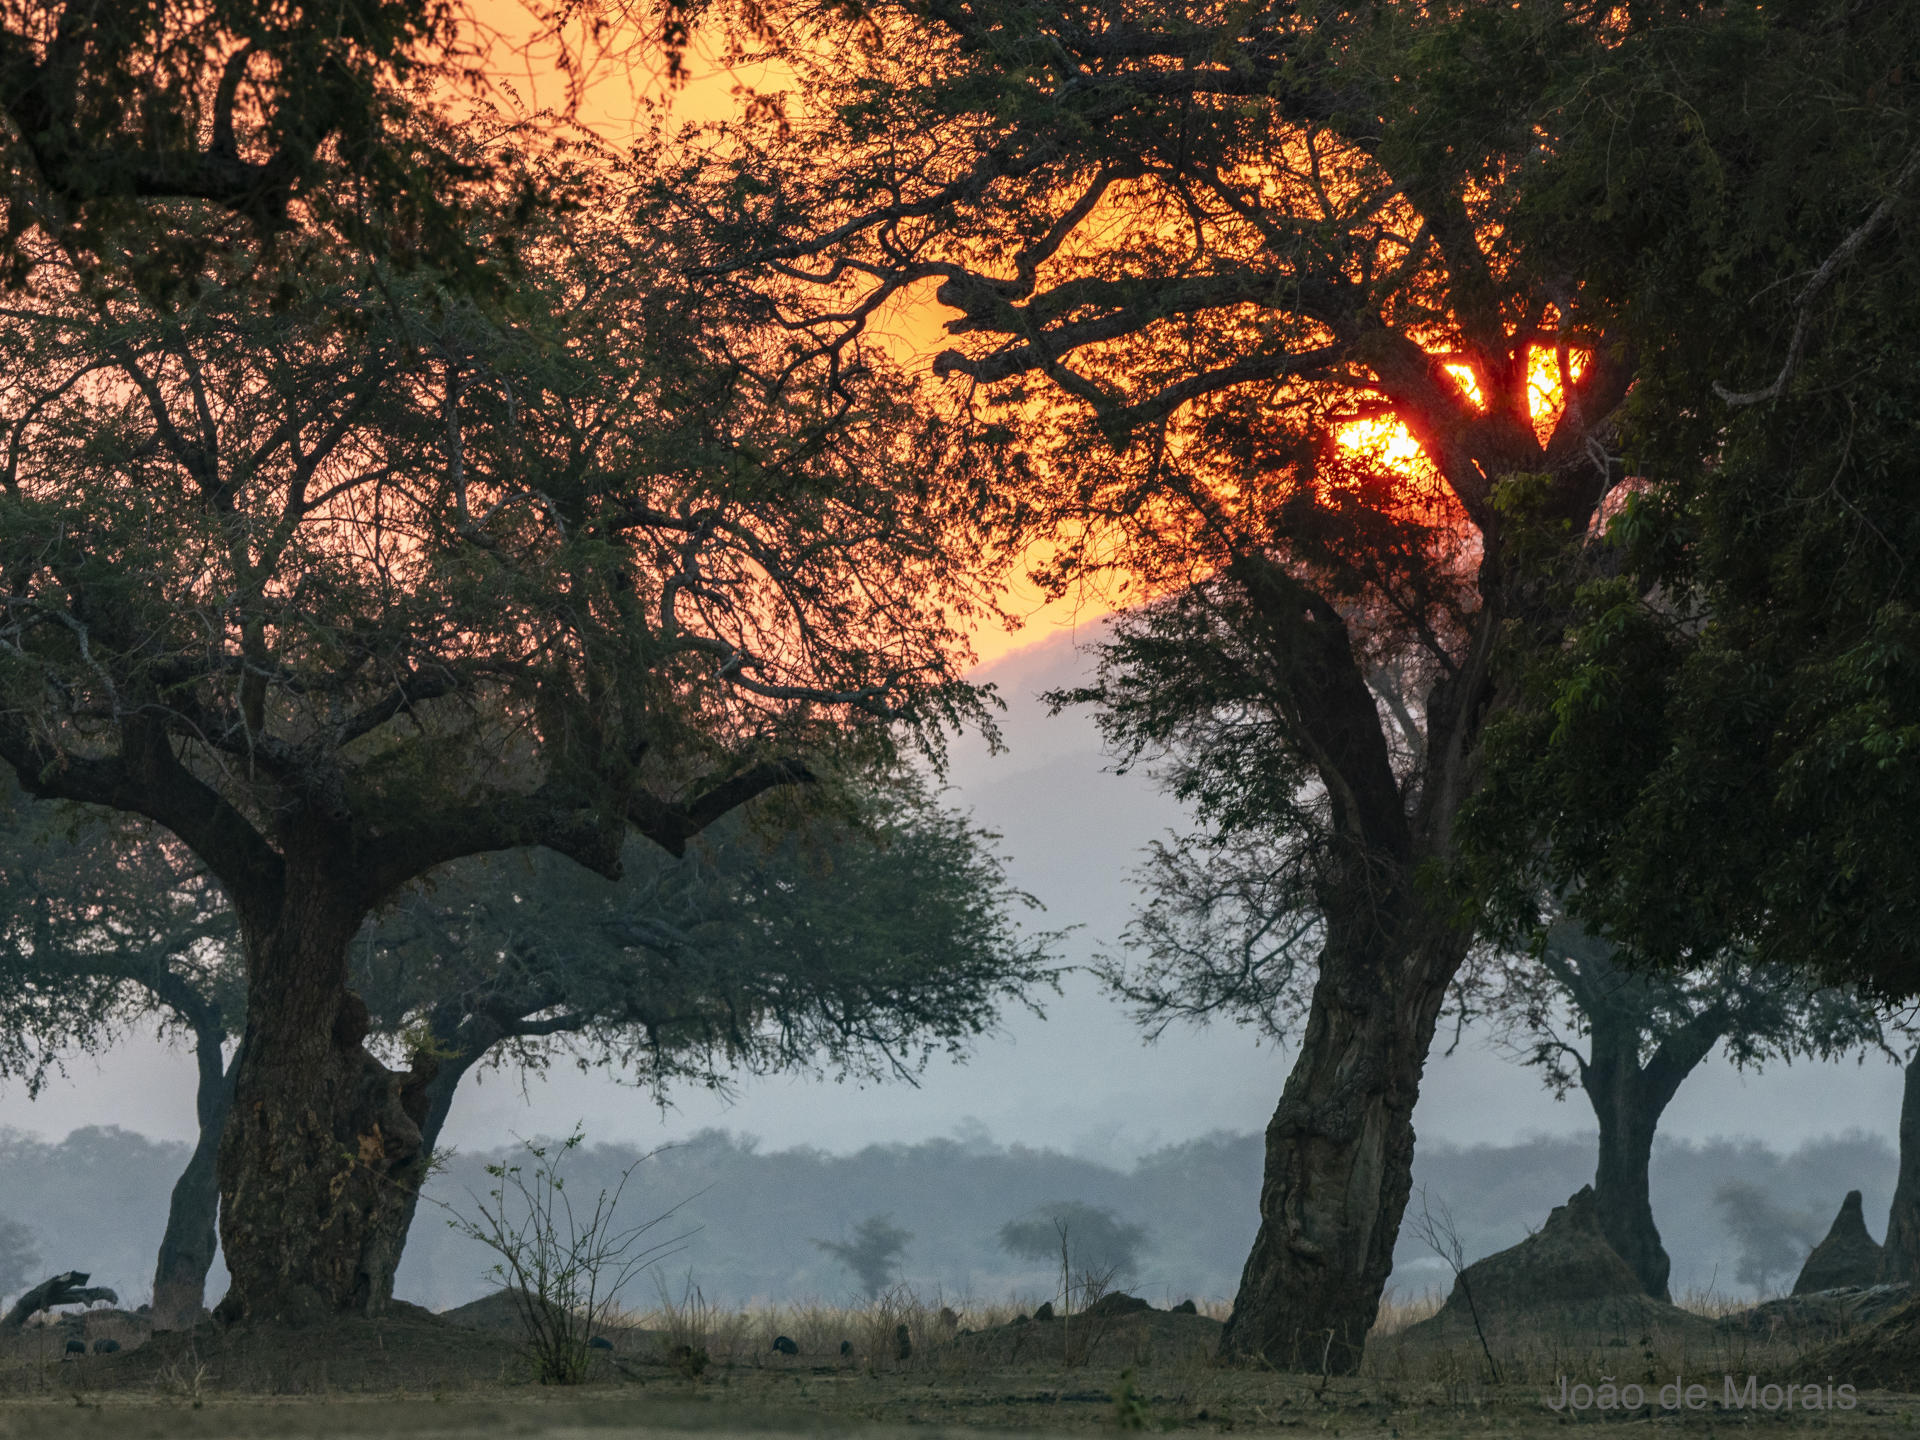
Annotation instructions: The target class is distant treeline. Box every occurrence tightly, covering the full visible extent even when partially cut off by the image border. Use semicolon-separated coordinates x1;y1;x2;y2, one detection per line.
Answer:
0;1126;1894;1312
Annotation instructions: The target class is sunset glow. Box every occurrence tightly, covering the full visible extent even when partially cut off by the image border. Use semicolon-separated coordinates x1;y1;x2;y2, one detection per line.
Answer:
1336;348;1586;468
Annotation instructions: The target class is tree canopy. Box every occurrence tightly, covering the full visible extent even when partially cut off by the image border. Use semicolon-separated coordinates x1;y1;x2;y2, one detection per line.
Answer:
358;767;1059;1113
0;778;236;1097
0;23;1026;1315
1461;0;1920;999
683;0;1649;1368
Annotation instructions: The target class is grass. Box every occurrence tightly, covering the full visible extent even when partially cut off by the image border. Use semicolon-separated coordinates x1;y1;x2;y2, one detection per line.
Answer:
1;1285;1914;1438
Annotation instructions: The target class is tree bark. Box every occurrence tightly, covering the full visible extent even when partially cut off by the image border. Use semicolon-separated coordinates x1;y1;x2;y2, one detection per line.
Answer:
213;869;437;1326
1584;1013;1671;1301
382;1039;480;1275
1218;870;1467;1373
1882;1046;1920;1283
149;1020;238;1330
384;1008;582;1277
1548;926;1730;1303
1211;555;1484;1375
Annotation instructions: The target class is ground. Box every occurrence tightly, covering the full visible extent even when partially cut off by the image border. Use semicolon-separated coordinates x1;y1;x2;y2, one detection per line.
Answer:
1;1293;1915;1436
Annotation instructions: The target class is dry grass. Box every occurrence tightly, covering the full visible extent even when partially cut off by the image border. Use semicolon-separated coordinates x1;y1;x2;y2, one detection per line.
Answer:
1369;1286;1445;1336
616;1280;1123;1370
4;1284;1915;1439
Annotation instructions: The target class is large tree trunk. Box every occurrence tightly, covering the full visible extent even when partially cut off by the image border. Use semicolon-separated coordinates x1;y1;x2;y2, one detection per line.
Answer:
382;1042;480;1277
1219;905;1465;1374
1585;1017;1671;1301
1882;1047;1920;1283
1212;554;1484;1375
213;878;437;1325
149;1022;238;1331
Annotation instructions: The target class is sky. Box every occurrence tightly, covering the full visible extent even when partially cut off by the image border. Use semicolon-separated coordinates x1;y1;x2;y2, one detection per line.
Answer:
4;625;1905;1171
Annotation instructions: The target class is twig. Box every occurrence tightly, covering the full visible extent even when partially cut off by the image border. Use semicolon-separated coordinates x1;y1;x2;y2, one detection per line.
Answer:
1410;1188;1501;1384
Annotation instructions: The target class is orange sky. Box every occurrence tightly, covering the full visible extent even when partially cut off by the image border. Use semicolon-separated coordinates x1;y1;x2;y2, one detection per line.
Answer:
458;4;1103;668
462;4;1573;674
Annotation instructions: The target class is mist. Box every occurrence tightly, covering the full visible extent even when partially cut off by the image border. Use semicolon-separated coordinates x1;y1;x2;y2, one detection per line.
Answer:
0;629;1904;1317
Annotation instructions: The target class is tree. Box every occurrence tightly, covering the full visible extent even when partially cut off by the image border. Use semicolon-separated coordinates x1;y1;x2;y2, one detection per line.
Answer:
815;1214;913;1299
1712;1183;1822;1297
0;762;1054;1323
1103;819;1885;1301
998;1202;1147;1286
1457;5;1920;997
0;779;243;1329
1473;917;1882;1300
0;123;1007;1325
703;0;1641;1368
0;0;548;294
354;765;1060;1267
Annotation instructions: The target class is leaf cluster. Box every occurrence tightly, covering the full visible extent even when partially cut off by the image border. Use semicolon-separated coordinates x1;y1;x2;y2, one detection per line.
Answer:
1463;0;1920;998
354;764;1063;1094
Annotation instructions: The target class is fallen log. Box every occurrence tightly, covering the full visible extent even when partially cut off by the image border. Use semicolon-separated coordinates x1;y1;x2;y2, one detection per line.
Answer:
1;1272;120;1332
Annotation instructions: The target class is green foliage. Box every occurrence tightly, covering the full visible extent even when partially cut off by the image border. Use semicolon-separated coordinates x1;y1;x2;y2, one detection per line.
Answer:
0;779;240;1094
1475;916;1884;1109
1110;1368;1151;1431
354;765;1062;1099
0;0;522;294
1463;0;1920;998
0;88;1005;956
813;1214;912;1300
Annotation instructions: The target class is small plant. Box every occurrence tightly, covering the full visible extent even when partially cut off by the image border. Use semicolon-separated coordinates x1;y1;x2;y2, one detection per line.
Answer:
1111;1367;1151;1430
1408;1186;1500;1385
155;1354;209;1408
445;1125;693;1384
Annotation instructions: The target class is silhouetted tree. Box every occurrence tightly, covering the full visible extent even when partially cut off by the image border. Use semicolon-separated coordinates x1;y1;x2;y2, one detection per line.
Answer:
1713;1183;1821;1297
0;0;543;292
0;123;1009;1324
0;782;241;1328
814;1215;913;1299
1475;917;1882;1300
356;767;1059;1268
702;0;1644;1369
999;1202;1148;1285
1457;6;1920;1001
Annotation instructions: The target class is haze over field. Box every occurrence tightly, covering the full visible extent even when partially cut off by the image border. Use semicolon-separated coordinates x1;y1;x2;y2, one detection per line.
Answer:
0;632;1904;1316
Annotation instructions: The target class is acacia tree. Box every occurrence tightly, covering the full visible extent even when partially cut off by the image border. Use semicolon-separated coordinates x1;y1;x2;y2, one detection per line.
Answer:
815;1214;913;1298
0;781;242;1328
0;0;568;293
0;120;1007;1323
695;0;1644;1365
1474;919;1882;1300
0;765;1052;1324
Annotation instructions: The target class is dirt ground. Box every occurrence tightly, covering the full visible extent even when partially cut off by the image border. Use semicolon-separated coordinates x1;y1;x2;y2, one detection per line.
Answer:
2;1300;1917;1437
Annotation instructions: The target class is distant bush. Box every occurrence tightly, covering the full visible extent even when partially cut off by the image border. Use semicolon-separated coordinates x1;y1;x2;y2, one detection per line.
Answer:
814;1214;912;1299
999;1201;1147;1282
